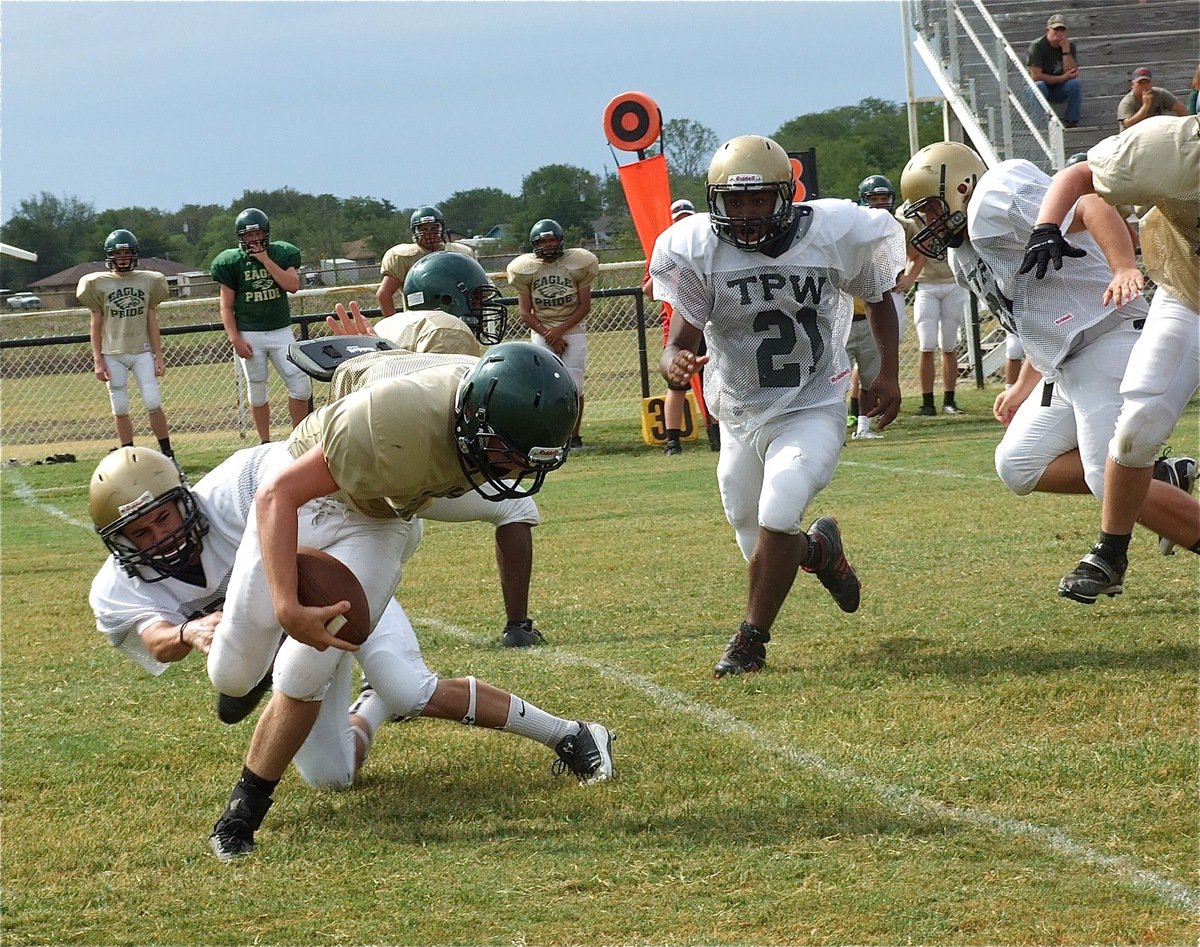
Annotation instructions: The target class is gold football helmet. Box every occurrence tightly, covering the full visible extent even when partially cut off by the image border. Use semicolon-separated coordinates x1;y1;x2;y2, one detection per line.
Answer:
706;135;796;250
900;142;987;259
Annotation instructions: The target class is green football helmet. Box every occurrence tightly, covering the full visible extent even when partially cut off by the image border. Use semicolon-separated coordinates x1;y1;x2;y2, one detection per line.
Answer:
104;229;140;272
706;135;796;251
529;219;565;261
235;207;271;253
454;342;579;500
89;447;209;582
403;251;507;345
410;205;447;250
858;174;896;209
1065;152;1089;167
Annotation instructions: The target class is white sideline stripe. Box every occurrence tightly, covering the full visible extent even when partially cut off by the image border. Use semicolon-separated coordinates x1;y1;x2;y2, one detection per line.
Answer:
420;615;1199;914
3;468;91;528
840;459;996;482
16;483;1193;912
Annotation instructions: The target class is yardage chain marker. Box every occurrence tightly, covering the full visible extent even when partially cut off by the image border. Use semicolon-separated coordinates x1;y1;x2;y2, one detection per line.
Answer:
12;474;1194;913
420;616;1199;914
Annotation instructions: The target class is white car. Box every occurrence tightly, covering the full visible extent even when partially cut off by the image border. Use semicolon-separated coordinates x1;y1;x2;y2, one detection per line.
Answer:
5;292;42;310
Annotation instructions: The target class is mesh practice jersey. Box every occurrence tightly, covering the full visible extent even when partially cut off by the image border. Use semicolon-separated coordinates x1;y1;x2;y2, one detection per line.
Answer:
650;203;906;436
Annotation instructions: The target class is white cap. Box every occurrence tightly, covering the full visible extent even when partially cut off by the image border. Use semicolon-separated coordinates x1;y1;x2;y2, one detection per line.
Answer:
670;199;696;221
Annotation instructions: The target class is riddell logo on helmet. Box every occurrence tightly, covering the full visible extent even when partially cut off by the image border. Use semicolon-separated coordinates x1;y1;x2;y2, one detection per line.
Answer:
728;173;765;184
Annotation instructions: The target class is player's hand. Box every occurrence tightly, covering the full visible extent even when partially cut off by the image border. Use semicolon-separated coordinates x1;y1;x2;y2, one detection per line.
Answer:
93;358;109;382
993;390;1021;426
665;349;709;387
275;599;360;653
153;354;166;377
861;374;901;429
1102;267;1145;308
182;612;221;654
232;336;254;359
326;301;377;337
1017;224;1087;279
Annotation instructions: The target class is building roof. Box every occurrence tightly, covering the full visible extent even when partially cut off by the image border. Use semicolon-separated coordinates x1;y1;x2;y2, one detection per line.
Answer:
30;257;197;288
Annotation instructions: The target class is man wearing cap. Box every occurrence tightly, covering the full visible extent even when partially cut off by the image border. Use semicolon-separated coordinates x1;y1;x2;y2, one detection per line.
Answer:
1027;14;1083;128
1118;67;1187;130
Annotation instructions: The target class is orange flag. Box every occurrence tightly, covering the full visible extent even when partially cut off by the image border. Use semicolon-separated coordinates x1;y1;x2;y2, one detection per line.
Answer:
617;153;672;258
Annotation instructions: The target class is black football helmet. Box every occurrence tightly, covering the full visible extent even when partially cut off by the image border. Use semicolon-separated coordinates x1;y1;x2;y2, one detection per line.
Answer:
858;175;896;210
235;207;271;253
104;230;140;272
403;251;507;345
410;206;448;251
529;219;565;262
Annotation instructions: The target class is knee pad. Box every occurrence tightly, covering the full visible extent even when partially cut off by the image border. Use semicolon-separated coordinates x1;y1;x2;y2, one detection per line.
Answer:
1110;403;1172;468
247;379;269;407
283;369;314;401
1006;334;1025;360
139;379;163;413
107;381;130;416
994;441;1040;496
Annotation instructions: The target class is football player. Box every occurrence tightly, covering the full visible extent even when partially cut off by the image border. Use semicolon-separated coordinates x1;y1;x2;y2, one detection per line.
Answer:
899;139;1198;601
1017;115;1200;596
207;340;614;861
374;205;478;317
210;208;312;443
650;134;906;678
78;230;177;458
507;219;600;449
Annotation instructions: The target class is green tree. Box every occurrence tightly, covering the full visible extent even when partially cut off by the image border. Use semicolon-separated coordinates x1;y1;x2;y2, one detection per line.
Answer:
1;193;96;290
515;164;602;248
439;188;521;241
661;117;719;179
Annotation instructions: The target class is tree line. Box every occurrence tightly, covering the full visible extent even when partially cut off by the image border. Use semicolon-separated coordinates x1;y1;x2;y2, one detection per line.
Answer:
1;99;941;291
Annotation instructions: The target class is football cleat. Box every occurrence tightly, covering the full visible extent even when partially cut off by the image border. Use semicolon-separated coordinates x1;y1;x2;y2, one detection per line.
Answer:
501;618;545;648
942;404;965;415
1152;452;1197;555
552;721;614;785
208;790;272;862
915;404;937;417
569;435;585;451
713;622;770;678
1058;550;1127;604
664;439;683;456
802;516;861;613
215;669;273;725
852;430;883;440
706;423;721;452
846;414;857;430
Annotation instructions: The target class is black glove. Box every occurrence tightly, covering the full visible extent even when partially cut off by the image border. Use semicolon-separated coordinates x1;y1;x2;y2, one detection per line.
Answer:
1017;223;1087;279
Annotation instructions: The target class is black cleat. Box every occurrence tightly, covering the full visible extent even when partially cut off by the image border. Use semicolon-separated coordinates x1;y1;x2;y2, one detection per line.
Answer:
802;516;861;613
706;423;721;452
915;404;937;417
501;618;545;648
1153;452;1197;555
664;439;682;456
208;790;272;862
552;721;614;785
713;622;770;678
216;669;273;725
1059;551;1126;604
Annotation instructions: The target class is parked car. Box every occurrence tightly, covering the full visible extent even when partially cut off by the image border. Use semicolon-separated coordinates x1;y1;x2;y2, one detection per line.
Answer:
5;292;42;311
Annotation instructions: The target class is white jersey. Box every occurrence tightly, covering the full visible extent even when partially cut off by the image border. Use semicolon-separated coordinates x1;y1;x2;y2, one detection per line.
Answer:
952;159;1148;377
88;444;277;674
650;202;906;436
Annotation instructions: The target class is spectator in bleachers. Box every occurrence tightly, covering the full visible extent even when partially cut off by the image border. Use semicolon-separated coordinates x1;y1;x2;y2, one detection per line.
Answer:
1026;13;1082;128
1118;67;1187;130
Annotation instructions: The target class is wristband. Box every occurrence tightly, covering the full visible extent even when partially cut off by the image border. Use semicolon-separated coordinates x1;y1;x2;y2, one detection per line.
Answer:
179;620;190;647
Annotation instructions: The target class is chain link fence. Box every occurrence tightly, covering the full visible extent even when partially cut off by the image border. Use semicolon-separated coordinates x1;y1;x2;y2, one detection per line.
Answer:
1;260;979;462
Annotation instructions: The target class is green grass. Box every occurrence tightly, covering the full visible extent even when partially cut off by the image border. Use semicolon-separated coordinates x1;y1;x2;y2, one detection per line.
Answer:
2;388;1197;944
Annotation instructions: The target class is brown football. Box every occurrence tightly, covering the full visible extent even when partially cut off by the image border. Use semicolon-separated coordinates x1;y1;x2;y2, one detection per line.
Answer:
295;546;373;645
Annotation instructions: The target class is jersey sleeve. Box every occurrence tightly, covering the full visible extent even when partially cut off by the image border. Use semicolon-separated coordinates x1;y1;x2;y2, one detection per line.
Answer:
147;272;170;308
273;242;302;270
76;275;99;311
834;207;908;304
1087;116;1200;207
89;564;175;676
209;249;238;288
648;231;713;331
570;252;600;289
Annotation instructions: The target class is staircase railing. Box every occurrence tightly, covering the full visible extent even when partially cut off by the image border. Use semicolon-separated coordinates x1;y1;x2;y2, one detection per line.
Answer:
905;0;1065;170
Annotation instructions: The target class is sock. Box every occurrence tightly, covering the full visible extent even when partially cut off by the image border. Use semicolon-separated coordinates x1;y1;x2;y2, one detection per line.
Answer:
121;441;134;448
738;620;771;642
943;391;957;407
856;415;871;435
157;437;174;457
351;691;393;737
922;392;935;409
503;696;576;748
849;397;860;417
1094;531;1131;562
238;766;279;799
665;427;681;443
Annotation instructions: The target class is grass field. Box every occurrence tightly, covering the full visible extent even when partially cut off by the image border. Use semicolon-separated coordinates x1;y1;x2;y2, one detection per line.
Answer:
2;388;1197;945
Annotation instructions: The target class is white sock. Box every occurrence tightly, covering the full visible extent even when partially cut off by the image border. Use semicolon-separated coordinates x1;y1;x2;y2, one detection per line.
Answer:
856;415;872;434
352;692;391;737
503;696;577;748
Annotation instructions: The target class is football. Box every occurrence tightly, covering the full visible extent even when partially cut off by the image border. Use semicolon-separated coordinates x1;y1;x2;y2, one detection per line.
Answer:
295;546;372;645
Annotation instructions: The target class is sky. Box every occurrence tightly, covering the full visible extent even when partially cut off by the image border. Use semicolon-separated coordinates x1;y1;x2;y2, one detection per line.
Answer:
1;0;940;224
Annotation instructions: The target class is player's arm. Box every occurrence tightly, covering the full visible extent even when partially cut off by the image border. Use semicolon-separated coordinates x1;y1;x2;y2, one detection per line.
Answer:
862;293;901;428
893;243;925;293
376;274;402;317
326;300;377;336
138;612;220;661
551;286;593;337
218;284;253;358
146;305;166;376
254;445;358;653
89;309;109;382
661;314;707;387
515;289;548;337
993;359;1042;426
252;250;300;293
1018;161;1095;278
1071;194;1144;307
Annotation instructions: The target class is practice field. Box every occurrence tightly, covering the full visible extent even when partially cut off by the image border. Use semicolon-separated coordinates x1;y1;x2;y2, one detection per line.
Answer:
2;390;1197;945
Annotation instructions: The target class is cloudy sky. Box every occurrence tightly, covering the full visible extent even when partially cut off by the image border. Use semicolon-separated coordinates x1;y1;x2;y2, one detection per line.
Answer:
2;0;939;220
